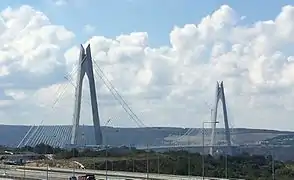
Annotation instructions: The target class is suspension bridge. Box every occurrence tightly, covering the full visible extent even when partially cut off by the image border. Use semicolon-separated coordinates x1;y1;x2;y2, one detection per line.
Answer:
17;43;234;156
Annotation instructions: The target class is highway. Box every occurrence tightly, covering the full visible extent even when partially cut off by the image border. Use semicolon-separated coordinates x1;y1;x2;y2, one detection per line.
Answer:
0;166;130;180
8;166;233;180
0;164;244;180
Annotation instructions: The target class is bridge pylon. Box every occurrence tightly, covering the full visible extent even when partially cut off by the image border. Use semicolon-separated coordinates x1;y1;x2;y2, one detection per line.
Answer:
209;81;232;156
70;44;103;146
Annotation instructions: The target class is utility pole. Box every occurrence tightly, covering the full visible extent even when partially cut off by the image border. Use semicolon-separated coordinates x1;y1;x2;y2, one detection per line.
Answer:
130;143;135;173
188;155;191;177
157;155;160;174
188;134;191;177
72;148;75;177
132;158;135;172
45;145;49;180
202;121;219;180
202;122;205;180
4;163;6;176
105;118;111;179
46;163;49;180
105;145;108;180
146;144;149;179
225;154;228;179
272;150;275;180
125;159;128;171
23;163;26;179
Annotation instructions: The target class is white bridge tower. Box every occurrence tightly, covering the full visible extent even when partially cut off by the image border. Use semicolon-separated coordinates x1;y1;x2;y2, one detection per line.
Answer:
70;44;103;146
210;81;232;155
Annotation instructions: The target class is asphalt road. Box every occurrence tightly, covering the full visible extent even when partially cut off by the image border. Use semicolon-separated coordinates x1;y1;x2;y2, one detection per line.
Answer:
16;166;233;180
0;167;132;180
0;165;236;180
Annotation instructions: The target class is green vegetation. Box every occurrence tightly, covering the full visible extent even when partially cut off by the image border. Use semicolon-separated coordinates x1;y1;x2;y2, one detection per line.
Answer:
5;144;294;180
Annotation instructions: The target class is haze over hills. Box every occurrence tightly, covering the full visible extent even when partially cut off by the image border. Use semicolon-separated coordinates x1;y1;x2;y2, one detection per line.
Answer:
0;124;293;148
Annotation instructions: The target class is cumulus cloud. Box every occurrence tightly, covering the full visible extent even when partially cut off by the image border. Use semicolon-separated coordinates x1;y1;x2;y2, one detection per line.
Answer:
0;5;75;124
1;4;294;130
0;5;74;75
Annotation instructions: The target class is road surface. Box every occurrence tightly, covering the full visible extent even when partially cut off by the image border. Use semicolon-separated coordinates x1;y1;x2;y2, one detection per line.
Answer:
0;167;129;180
0;165;237;180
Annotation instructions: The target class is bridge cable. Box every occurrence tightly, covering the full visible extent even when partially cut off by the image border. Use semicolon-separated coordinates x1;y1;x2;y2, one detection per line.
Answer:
92;61;144;127
92;65;144;127
171;100;219;146
18;59;85;148
92;60;146;127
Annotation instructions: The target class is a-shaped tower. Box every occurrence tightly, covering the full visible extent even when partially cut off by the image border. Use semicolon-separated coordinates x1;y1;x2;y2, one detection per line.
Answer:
70;44;103;146
209;81;232;155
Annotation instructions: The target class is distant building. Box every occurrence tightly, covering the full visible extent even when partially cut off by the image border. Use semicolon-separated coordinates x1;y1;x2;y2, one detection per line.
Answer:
1;152;42;164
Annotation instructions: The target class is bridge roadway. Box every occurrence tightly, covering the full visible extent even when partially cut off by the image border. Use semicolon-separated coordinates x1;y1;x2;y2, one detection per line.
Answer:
1;165;233;180
136;144;238;150
136;144;292;150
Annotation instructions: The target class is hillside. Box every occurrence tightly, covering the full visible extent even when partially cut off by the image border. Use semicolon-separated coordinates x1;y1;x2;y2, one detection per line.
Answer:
0;124;292;148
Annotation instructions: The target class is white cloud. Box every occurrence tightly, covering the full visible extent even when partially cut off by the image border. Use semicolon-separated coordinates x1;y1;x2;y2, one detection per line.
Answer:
1;4;294;130
53;0;68;6
51;0;95;8
83;24;96;34
0;5;74;75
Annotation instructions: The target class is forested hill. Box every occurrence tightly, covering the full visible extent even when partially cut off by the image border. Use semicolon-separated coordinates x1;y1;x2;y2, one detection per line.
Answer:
0;124;291;147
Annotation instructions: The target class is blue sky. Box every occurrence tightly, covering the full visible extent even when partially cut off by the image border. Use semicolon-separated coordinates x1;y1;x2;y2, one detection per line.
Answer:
2;0;294;129
1;0;294;47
